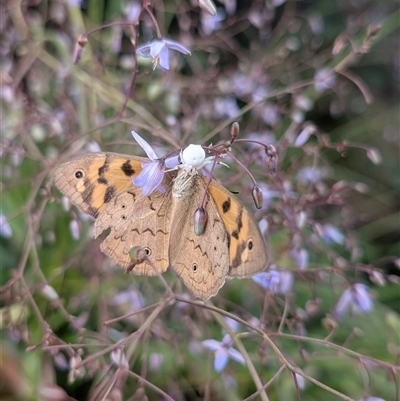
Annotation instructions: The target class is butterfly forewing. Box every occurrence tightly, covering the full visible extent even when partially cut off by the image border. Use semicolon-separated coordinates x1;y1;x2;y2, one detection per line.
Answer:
54;153;145;218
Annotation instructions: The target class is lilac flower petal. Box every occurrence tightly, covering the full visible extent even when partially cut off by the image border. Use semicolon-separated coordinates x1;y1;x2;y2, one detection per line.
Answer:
69;219;80;240
322;224;345;245
164;39;191;55
294;125;315;147
165;154;181;169
125;1;141;23
227;348;245;365
158;45;171;70
334;288;353;318
252;271;294;294
294;373;305;390
252;272;280;289
132;131;158;160
150;40;165;58
0;212;12;238
133;160;165;196
352;284;373;313
224;317;240;332
137;39;190;71
202;339;222;352
214;349;229;372
290;248;309;270
358;398;387;401
274;271;294;294
136;43;152;57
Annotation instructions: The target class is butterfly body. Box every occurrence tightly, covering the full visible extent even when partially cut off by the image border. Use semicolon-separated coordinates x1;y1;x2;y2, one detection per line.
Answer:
54;151;268;300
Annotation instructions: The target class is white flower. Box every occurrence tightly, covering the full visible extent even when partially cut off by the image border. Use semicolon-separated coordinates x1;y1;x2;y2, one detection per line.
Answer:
136;39;191;71
202;334;245;372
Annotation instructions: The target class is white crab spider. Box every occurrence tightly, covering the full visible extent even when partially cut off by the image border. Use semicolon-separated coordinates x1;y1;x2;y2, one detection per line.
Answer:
179;144;215;173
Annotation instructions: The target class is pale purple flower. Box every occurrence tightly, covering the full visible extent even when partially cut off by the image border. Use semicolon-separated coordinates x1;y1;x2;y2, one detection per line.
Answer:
308;14;324;35
201;8;226;34
259;104;280;126
290;248;309;270
294;373;306;390
132;131;167;196
124;1;141;23
314;68;336;92
113;287;145;310
0;212;12;238
149;352;163;371
258;218;268;237
134;158;166;196
110;349;129;369
86;141;101;153
67;0;84;6
213;96;240;119
224;316;240;332
252;270;294;294
136;39;191;71
41;284;59;301
202;334;245;372
294;124;316;147
69;219;80;240
222;0;236;15
297;166;329;184
333;284;374;319
358;397;386;401
321;223;345;245
53;353;69;370
231;73;253;97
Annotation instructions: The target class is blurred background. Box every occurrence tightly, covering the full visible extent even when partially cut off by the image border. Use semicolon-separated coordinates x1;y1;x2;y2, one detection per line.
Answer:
1;1;399;400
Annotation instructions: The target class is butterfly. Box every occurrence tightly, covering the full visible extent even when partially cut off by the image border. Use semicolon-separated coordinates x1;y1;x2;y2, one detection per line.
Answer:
54;143;268;300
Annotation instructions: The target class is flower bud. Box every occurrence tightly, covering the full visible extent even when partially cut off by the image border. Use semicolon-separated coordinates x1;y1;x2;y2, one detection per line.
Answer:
366;148;382;165
251;185;263;209
265;145;277;175
230;122;240;142
73;34;88;65
127;246;148;272
194;207;208;236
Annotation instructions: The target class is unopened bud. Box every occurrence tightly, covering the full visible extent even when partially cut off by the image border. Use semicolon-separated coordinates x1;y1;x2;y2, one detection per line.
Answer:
368;24;381;38
230;122;240;142
194;207;208;236
332;34;347;56
73;34;88;65
265;145;277;175
127;246;148;273
366;148;381;165
251;185;263;209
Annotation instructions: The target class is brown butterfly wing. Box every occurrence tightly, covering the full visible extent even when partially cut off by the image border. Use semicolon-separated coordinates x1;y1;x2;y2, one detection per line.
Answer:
208;179;268;278
94;181;174;276
54;152;173;275
54;152;145;218
169;175;230;300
